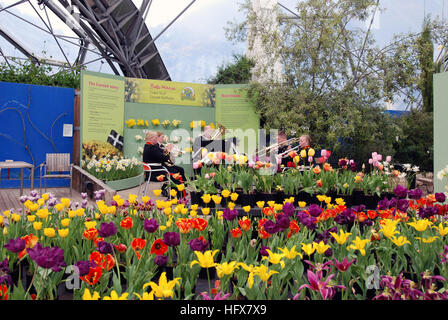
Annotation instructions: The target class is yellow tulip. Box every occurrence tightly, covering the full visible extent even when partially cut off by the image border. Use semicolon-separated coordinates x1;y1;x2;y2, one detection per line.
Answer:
435;223;448;236
317;195;326;202
308;148;315;157
408;218;432;232
11;213;20;222
82;289;101;300
298;201;307;208
262;249;286;268
216;261;239;278
415;236;440;243
103;290;129;300
228;202;236;210
335;198;346;206
347;237;370;256
211;195;222;205
201;208;210;216
141;196;150;204
221;189;231;198
277;246;303;260
273;204;283;212
36;208;50;220
379;219;400;239
44;227;56;238
253;264;279;283
60;198;70;208
68;210;76;218
41;193;49;201
176;184;185;192
242;205;251;213
390;235;410;247
76;208;85;217
163;207;172;215
27;215;36;223
230;193;238;202
133;291;155;300
153;189;162;197
300;149;307;158
216;210;223;220
58;228;69;238
330;229;352;245
189;210;198;217
33;222;42;231
190;250;219;269
61;218;70;227
201;194;212;204
256;201;265;208
301;242;316;256
313;241;330;255
267;201;276;208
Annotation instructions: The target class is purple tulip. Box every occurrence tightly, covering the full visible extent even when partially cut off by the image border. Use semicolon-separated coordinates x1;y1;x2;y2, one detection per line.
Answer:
260;245;270;257
275;214;290;230
0;258;12;286
393;185;409;199
81;192;87;200
263;219;280;234
283;202;295;217
163;232;180;247
408;189;423;200
435;193;446;203
308;204;322;218
75;260;97;277
27;243;66;272
144;218;159;233
188;237;209;253
222;208;238;221
200;291;232;300
97;241;114;254
4;237;26;253
98;222;117;238
154;255;169;267
397;199;409;212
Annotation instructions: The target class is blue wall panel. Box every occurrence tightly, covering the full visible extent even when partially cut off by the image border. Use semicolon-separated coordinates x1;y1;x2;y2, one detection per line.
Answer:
0;81;75;189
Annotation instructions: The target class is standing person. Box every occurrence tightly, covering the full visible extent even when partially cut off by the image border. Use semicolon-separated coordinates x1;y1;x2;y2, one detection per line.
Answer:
143;131;186;197
277;131;294;171
298;134;315;167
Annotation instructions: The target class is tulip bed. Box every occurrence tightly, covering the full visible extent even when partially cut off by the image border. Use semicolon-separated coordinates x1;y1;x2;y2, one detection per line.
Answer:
1;183;448;301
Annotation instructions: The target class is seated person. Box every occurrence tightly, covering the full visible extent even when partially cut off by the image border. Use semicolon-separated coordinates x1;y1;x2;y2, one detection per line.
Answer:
143;131;186;196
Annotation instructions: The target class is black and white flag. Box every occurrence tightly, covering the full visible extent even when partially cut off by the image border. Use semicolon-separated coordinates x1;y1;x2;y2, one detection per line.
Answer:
107;129;124;151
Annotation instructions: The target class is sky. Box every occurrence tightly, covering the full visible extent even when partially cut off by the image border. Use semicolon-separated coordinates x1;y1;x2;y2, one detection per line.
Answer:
0;0;447;105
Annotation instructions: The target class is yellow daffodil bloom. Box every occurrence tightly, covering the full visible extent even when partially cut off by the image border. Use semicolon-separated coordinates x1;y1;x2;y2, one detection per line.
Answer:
347;237;370;256
221;189;231;198
389;236;411;247
133;291;155;300
143;272;181;299
408;218;432;232
435;223;448;236
256;201;265;208
313;241;331;255
82;288;100;300
415;236;440;243
379;219;400;239
301;243;316;256
277;246;303;260
216;261;239;278
190;250;219;269
262;249;286;268
103;290;129;300
330;229;352;245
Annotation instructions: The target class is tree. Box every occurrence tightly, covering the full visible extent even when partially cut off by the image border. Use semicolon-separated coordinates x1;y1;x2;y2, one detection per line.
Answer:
207;54;254;84
417;18;435;113
225;0;446;165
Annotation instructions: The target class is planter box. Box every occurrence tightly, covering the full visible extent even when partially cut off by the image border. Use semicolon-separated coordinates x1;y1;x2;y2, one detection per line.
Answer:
105;173;144;191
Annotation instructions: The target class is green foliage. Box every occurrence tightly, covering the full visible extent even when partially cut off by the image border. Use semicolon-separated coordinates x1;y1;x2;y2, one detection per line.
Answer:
417;18;435;113
207;54;254;84
393;110;433;171
0;58;81;89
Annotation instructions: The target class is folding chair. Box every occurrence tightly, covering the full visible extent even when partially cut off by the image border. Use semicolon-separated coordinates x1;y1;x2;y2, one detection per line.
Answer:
39;153;73;196
139;162;171;198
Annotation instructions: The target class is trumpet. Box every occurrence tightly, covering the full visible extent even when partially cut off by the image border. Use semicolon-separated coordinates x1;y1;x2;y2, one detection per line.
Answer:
254;137;299;157
210;123;227;140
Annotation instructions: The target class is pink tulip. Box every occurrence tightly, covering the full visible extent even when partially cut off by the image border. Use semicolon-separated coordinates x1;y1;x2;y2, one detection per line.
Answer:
193;163;199;170
321;149;327;157
386;156;392;162
205;174;210;179
377;154;382;161
308;156;313;163
368;158;373;165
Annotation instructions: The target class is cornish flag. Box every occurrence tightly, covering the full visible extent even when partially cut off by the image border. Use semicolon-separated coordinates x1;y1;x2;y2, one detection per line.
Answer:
107;130;124;151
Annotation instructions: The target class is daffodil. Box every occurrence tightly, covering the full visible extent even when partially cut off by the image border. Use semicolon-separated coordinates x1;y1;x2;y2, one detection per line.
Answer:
408;218;432;232
389;235;410;247
262;249;286;268
190;250;219;269
103;290;129;300
415;236;440;243
277;246;303;260
313;241;331;255
330;229;352;245
82;288;100;300
216;261;239;278
347;237;370;256
142;272;181;299
301;243;316;256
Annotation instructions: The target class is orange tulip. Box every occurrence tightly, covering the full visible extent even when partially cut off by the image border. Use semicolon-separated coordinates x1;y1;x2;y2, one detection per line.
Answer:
120;217;133;230
312;166;321;174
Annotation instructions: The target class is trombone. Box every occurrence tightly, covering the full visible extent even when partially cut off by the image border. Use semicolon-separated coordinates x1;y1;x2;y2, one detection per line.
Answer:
210;123;227;140
254;137;299;157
